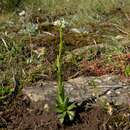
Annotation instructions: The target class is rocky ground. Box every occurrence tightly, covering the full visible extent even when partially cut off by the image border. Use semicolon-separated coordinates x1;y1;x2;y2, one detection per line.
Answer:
0;5;130;129
0;75;130;130
23;75;130;107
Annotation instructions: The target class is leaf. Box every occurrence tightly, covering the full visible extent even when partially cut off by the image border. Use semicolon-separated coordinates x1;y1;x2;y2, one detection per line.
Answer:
56;103;65;111
0;87;14;96
59;116;64;124
64;96;69;107
58;112;67;124
67;111;75;121
56;96;65;111
56;107;64;113
57;95;64;105
67;103;76;111
125;65;130;77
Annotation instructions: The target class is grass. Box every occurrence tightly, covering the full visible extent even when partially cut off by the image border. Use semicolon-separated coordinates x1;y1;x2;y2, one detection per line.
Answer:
0;0;130;129
1;0;130;25
0;0;129;95
22;0;130;25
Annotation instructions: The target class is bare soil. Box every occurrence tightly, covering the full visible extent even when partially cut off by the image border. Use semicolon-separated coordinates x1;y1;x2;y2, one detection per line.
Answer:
0;94;130;130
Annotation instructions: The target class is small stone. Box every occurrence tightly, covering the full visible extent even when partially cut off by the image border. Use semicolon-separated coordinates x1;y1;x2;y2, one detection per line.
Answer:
115;35;124;40
104;76;111;81
124;86;128;89
116;91;121;94
44;104;49;112
107;103;113;115
107;91;112;95
70;28;82;34
94;79;102;84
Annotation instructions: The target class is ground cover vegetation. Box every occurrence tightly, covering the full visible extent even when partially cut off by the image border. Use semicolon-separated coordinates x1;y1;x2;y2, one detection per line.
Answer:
0;0;130;129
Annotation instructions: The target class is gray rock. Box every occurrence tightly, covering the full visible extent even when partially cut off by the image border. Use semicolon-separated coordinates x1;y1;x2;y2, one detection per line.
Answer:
23;75;130;106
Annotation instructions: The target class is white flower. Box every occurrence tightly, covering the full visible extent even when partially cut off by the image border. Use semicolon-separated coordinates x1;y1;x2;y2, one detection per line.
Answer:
53;20;61;26
19;10;25;16
53;18;68;28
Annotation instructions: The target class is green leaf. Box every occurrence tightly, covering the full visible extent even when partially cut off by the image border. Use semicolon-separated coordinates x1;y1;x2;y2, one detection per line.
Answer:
58;111;67;124
64;96;69;107
56;97;65;111
59;116;64;124
67;103;76;111
0;87;14;96
67;111;75;121
56;107;64;113
125;65;130;77
56;103;65;111
57;95;64;105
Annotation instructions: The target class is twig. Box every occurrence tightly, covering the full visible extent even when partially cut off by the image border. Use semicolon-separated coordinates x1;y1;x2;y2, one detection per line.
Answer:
124;12;130;21
1;38;9;51
99;23;129;35
68;71;81;80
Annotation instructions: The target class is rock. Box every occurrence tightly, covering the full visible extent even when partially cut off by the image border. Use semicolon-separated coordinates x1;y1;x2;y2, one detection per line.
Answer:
23;75;130;106
44;104;49;112
23;87;46;102
70;28;88;34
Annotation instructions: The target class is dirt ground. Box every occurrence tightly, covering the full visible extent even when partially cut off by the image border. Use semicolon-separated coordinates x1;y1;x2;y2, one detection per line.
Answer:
0;8;130;130
0;94;130;130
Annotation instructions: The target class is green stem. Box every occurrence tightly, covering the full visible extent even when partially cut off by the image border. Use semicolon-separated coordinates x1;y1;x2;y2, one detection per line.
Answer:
59;27;63;58
57;27;64;100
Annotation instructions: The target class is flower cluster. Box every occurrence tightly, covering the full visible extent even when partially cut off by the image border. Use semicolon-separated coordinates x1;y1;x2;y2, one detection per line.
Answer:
53;18;68;28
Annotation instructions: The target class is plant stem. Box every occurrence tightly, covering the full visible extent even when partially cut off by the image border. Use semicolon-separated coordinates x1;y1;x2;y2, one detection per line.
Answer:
57;27;64;100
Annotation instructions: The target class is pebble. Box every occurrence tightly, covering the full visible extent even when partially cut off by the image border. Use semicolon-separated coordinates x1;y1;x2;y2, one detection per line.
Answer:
44;104;49;112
